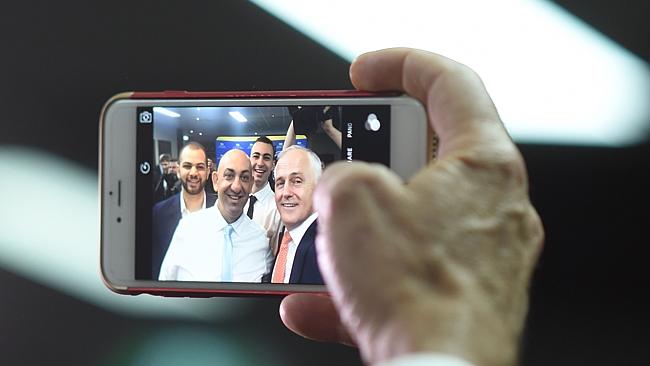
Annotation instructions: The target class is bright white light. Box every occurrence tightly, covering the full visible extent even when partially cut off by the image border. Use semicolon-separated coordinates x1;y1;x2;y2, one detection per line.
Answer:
198;132;203;136
252;0;650;146
124;326;268;365
183;135;189;141
154;107;180;118
0;147;246;320
196;117;200;121
229;111;248;122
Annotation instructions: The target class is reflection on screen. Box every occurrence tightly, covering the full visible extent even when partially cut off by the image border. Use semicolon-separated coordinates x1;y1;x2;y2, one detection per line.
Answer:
136;104;390;284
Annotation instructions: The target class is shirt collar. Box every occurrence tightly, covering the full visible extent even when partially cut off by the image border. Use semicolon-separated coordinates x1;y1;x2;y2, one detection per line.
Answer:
287;212;318;245
179;190;206;217
214;200;248;234
252;182;273;201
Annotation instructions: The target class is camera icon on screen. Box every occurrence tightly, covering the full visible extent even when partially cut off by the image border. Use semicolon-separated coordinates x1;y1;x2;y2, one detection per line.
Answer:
139;111;153;124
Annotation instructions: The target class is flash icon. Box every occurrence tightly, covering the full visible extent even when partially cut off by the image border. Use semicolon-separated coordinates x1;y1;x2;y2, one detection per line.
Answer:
365;113;381;131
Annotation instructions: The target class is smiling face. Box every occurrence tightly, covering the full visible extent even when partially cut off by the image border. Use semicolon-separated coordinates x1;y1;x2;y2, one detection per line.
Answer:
213;149;253;223
249;141;275;190
274;149;318;231
178;146;207;195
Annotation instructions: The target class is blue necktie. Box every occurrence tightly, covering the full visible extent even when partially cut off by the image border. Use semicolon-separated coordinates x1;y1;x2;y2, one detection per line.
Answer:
221;225;234;281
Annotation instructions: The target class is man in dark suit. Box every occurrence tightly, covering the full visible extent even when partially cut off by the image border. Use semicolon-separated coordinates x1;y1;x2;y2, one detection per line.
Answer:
270;145;323;285
153;153;172;204
286;220;321;284
151;142;216;279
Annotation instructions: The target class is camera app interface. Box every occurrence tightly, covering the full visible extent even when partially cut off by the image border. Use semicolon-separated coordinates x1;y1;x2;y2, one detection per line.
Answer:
136;104;390;284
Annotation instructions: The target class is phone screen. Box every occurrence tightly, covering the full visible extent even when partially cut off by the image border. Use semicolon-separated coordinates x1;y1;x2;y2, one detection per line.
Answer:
135;104;390;284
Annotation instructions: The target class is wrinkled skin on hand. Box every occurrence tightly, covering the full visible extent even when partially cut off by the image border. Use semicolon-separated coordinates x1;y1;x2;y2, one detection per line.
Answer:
280;48;544;366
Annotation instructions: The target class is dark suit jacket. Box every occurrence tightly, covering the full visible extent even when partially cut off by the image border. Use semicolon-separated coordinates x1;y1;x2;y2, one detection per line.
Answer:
151;192;217;279
153;165;164;203
153;172;181;204
288;220;324;285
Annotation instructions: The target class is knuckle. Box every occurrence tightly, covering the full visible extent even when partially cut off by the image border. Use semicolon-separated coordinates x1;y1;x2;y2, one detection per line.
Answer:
459;144;527;186
494;151;527;184
525;206;545;253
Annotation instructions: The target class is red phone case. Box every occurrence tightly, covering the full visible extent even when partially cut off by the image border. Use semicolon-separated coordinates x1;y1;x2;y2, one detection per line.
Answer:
106;90;401;298
130;89;400;99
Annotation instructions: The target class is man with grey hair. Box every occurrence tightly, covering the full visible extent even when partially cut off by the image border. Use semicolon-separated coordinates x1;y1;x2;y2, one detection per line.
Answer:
269;145;324;284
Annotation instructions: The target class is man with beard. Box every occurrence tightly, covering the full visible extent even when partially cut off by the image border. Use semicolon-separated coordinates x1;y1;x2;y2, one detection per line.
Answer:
167;158;182;196
151;142;216;279
205;157;216;195
159;149;271;282
244;136;282;257
153;153;172;203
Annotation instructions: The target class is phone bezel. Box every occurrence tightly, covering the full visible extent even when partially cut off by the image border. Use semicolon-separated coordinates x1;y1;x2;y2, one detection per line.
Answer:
99;92;429;296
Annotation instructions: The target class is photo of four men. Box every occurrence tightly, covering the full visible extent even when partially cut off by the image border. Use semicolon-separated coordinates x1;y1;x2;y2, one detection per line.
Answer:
151;106;341;285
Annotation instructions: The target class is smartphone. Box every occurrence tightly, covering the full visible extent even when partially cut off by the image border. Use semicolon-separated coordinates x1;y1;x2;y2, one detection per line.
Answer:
100;90;432;297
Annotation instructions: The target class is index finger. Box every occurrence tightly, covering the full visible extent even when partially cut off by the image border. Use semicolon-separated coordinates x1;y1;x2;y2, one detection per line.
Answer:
349;48;512;159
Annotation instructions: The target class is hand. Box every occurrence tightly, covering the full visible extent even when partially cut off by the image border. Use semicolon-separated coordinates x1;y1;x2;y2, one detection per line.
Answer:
321;118;342;149
280;48;543;366
282;120;297;152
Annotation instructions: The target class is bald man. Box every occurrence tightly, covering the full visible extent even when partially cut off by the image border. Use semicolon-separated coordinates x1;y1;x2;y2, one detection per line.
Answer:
159;149;272;282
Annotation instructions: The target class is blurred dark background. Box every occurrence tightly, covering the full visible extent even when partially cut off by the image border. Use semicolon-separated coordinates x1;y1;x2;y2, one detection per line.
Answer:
1;1;648;365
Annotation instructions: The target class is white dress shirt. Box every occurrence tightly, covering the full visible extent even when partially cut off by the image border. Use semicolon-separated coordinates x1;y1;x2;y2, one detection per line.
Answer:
159;203;272;282
179;190;206;219
243;182;282;254
277;212;318;284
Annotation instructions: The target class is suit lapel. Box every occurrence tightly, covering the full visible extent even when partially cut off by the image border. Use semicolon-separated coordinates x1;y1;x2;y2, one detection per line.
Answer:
206;193;217;208
289;220;317;283
171;195;182;223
